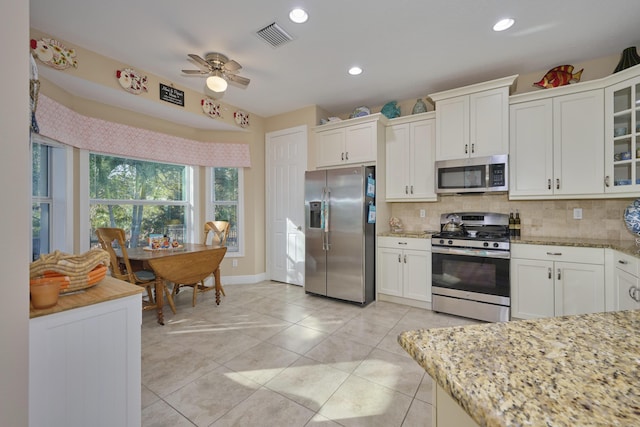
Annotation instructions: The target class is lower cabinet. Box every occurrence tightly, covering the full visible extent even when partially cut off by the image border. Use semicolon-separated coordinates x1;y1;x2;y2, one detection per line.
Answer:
377;236;431;306
611;250;640;310
29;294;142;427
511;244;605;319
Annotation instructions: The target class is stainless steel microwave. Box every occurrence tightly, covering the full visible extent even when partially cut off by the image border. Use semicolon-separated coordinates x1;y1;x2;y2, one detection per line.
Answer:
435;154;508;194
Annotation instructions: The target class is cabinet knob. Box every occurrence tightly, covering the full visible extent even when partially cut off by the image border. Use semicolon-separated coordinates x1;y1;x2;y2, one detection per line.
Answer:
341;152;344;161
345;152;349;160
398;242;408;245
629;286;640;303
546;252;562;256
557;268;561;280
618;259;629;265
464;144;468;154
404;254;407;263
398;254;401;263
548;268;552;279
604;176;610;187
547;179;551;190
405;185;409;195
556;178;560;190
410;185;414;194
471;143;475;153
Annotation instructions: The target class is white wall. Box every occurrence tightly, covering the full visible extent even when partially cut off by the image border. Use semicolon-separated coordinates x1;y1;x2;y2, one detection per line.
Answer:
0;0;30;425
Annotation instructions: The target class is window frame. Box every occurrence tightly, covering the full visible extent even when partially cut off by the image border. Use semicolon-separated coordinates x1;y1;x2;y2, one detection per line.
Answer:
80;150;198;251
205;167;244;257
31;133;73;259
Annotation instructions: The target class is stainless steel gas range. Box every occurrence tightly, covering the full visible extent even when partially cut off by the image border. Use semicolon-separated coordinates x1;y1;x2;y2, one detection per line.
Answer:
431;212;511;322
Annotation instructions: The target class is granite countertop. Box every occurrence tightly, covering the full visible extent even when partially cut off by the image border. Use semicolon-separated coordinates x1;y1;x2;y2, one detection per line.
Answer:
398;310;640;427
378;230;439;239
30;275;143;319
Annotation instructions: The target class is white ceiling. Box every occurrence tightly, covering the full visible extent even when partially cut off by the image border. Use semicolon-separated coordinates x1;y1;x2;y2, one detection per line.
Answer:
30;0;640;131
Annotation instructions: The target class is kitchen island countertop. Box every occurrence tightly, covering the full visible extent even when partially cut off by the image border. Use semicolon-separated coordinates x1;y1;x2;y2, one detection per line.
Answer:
398;310;640;427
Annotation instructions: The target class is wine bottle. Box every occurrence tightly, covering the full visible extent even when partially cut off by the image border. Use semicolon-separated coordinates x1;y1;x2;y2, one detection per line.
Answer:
515;209;521;238
509;211;515;238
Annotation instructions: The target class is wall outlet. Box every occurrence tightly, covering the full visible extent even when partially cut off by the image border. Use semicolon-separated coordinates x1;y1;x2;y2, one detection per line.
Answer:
573;208;583;220
232;259;238;267
419;209;426;218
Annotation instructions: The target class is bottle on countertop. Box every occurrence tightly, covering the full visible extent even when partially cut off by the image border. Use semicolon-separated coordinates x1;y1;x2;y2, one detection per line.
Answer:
514;209;521;239
509;211;515;238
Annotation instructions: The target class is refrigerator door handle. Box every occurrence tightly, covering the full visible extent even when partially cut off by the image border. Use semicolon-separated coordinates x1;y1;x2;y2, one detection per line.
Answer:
325;188;331;250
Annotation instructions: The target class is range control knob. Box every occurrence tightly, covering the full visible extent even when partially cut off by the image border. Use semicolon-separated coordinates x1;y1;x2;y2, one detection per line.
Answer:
439;239;445;245
493;242;500;248
448;240;453;245
483;242;489;247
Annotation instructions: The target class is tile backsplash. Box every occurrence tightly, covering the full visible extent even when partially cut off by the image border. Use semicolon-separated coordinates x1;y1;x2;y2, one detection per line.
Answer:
390;194;638;241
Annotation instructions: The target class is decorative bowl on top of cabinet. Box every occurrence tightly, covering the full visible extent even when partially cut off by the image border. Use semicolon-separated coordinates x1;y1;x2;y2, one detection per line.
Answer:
429;75;517;161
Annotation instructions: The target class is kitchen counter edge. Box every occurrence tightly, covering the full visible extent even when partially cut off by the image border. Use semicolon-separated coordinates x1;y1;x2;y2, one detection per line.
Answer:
30;275;143;319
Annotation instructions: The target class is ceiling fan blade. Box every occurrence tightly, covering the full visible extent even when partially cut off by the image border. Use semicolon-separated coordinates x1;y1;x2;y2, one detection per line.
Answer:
227;73;250;86
187;54;211;70
182;69;209;75
224;60;242;72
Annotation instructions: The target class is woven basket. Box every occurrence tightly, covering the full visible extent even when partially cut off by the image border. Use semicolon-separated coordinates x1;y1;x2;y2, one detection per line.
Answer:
30;249;111;294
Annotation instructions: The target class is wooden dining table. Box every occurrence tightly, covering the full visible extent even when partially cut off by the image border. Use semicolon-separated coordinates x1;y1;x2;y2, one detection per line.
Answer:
124;243;227;325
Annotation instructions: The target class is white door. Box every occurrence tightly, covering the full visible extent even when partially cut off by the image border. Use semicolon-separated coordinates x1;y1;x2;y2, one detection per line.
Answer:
266;126;307;285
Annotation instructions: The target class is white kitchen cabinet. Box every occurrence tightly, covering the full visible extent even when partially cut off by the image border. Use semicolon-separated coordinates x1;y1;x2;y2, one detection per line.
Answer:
430;75;517;161
610;250;640;310
29;293;142;427
509;89;604;198
511;244;605;319
604;75;640;193
377;236;431;306
315;114;386;168
385;113;436;201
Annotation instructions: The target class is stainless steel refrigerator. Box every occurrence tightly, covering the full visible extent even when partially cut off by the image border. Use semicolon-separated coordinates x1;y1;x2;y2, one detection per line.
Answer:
304;166;376;305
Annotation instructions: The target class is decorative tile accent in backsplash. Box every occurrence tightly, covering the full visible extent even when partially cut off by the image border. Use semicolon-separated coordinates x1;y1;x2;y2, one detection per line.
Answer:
390;194;638;241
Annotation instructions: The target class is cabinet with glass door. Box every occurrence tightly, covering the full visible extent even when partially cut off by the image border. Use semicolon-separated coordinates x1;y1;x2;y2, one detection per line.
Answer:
605;75;640;193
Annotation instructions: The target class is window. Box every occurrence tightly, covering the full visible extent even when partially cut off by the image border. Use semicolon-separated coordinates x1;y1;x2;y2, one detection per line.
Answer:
32;143;51;260
89;153;193;248
31;136;72;260
207;167;243;254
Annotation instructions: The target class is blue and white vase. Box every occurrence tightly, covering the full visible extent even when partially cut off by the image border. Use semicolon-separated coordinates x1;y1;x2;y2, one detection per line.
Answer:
623;199;640;244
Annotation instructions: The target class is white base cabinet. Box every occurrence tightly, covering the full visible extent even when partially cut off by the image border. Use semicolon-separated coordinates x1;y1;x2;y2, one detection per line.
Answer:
511;244;605;319
29;294;142;427
610;250;640;310
377;237;431;305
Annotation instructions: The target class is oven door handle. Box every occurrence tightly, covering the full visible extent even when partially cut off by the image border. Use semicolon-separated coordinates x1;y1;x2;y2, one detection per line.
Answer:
431;246;511;259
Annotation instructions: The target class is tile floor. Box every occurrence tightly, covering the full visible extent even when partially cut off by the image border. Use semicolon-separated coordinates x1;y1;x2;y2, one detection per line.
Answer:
140;281;480;427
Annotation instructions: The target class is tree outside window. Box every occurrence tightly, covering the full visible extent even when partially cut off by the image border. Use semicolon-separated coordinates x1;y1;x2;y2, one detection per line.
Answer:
89;153;189;248
211;167;240;252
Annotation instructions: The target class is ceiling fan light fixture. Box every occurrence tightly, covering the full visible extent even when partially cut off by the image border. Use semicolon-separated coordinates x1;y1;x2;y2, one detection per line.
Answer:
289;8;308;24
206;74;228;92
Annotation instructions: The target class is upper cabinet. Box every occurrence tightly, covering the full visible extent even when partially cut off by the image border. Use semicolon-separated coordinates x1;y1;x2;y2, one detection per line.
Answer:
430;75;518;161
314;114;387;168
509;89;604;198
604;75;640;193
385;112;437;201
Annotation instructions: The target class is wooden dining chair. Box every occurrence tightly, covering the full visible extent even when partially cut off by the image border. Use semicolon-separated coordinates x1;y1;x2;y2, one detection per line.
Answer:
204;220;230;247
95;227;176;314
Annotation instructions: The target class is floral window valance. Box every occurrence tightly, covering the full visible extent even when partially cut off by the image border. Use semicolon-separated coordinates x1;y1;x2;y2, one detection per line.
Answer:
35;94;251;168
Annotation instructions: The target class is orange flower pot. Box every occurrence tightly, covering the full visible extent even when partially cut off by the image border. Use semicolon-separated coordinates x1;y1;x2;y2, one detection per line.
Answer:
30;279;62;309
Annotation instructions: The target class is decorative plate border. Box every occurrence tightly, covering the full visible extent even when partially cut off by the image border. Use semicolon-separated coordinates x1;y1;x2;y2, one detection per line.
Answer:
234;110;249;128
202;97;222;118
116;68;148;94
30;37;78;70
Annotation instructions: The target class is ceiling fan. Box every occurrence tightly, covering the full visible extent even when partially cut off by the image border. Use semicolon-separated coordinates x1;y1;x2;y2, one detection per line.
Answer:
182;52;250;93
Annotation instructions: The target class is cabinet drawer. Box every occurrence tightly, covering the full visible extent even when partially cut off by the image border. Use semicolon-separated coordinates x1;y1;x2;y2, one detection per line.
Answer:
613;251;639;276
378;236;431;251
511;244;604;264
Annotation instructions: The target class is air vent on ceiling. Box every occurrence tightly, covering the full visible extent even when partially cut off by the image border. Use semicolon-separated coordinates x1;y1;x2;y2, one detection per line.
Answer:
256;22;293;47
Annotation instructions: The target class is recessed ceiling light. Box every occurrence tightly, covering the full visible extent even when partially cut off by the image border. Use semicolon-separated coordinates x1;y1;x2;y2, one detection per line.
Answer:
348;66;363;76
493;18;515;32
289;8;308;24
